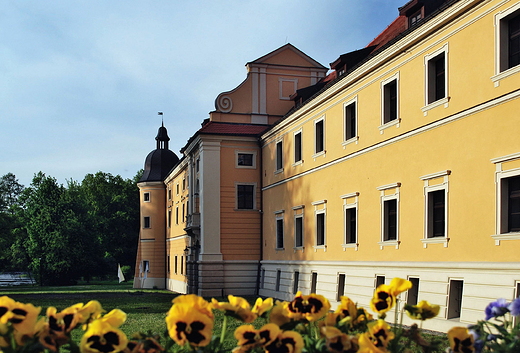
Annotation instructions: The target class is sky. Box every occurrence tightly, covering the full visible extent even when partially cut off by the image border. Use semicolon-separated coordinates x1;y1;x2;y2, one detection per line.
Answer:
1;0;405;187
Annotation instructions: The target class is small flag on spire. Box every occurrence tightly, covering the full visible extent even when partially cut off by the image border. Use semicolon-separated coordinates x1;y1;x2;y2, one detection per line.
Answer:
158;112;163;115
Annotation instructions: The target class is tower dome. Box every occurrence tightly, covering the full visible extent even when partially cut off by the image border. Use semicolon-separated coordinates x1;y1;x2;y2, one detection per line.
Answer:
139;123;179;182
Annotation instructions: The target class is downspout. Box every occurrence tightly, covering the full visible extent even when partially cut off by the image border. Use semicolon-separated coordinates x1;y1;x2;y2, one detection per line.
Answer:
255;137;264;296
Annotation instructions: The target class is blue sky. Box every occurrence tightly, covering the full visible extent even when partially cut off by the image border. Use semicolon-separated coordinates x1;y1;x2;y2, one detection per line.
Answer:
1;0;405;186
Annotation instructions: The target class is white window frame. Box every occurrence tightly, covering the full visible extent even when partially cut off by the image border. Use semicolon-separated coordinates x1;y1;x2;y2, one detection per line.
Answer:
379;72;400;133
341;192;359;251
492;2;520;86
275;139;283;174
422;44;449;115
293;129;303;166
312;200;327;251
491;152;520;245
313;116;326;159
235;182;257;210
143;192;151;202
275;210;284;250
293;205;305;251
421;170;450;248
236;150;257;169
342;96;359;146
377;183;401;249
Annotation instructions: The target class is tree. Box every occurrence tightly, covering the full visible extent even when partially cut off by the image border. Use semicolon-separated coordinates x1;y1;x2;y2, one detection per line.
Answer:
0;173;25;271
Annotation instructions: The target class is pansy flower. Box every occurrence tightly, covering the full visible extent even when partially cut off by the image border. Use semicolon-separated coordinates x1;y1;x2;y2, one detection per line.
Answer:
234;323;280;350
80;319;128;353
269;301;291;327
211;295;256;323
77;301;104;324
285;291;331;322
264;331;304;353
47;305;83;336
370;278;412;315
367;320;394;349
484;298;509;320
98;309;126;328
335;296;358;320
447;327;475;353
405;300;440;321
508;297;520;316
8;300;41;335
321;326;358;353
173;295;213;319
252;297;274;317
165;303;213;347
126;333;163;353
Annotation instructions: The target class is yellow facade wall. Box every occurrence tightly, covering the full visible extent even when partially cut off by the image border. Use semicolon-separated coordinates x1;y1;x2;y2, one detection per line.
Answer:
261;0;520;264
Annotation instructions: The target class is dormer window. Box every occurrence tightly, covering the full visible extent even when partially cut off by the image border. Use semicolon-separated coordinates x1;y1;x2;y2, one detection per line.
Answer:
409;9;422;27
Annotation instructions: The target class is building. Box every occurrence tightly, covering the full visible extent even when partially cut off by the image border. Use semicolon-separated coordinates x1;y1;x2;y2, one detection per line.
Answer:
135;0;520;332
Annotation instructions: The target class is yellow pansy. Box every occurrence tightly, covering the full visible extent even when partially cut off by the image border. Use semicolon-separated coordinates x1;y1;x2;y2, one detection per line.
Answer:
405;300;440;321
80;319;128;353
447;327;475;353
264;330;304;353
252;297;274;317
165;303;213;347
234;323;280;350
321;326;358;353
285;291;331;322
211;295;256;323
172;294;213;319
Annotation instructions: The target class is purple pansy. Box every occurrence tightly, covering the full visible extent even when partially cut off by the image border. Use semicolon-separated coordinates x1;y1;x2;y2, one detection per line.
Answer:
508;298;520;316
484;298;510;320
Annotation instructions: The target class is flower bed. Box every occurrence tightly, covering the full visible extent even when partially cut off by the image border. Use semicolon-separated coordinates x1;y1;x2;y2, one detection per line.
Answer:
0;277;518;353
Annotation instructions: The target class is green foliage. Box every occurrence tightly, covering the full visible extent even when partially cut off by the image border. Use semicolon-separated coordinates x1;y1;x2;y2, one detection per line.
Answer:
1;170;141;284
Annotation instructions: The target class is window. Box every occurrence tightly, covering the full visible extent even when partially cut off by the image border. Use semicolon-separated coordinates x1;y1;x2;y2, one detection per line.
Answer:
182;204;185;222
180;256;184;275
377;183;400;248
428;53;446;103
376;275;385;288
316;212;326;246
310;272;318;294
337;274;346;301
313;200;326;249
182;178;186;190
294;130;302;164
345;206;357;244
428;190;446;237
168;189;172;200
295;214;304;248
381;74;399;125
174;255;178;274
275;270;281;292
407;277;420;305
409;9;422;27
237;184;255;210
236;152;256;168
168;210;171;228
344;99;357;142
176;184;179;195
175;207;179;224
491;153;520;244
447;279;464;319
384;199;397;241
143;216;151;229
276;213;284;249
143;192;150;202
421;170;450;247
275;140;283;172
496;5;520;74
293;271;300;294
142;260;150;274
314;118;325;155
167;255;170;273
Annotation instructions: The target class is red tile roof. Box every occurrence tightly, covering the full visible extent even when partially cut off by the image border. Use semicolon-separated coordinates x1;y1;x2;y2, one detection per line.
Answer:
366;15;407;51
199;121;270;136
